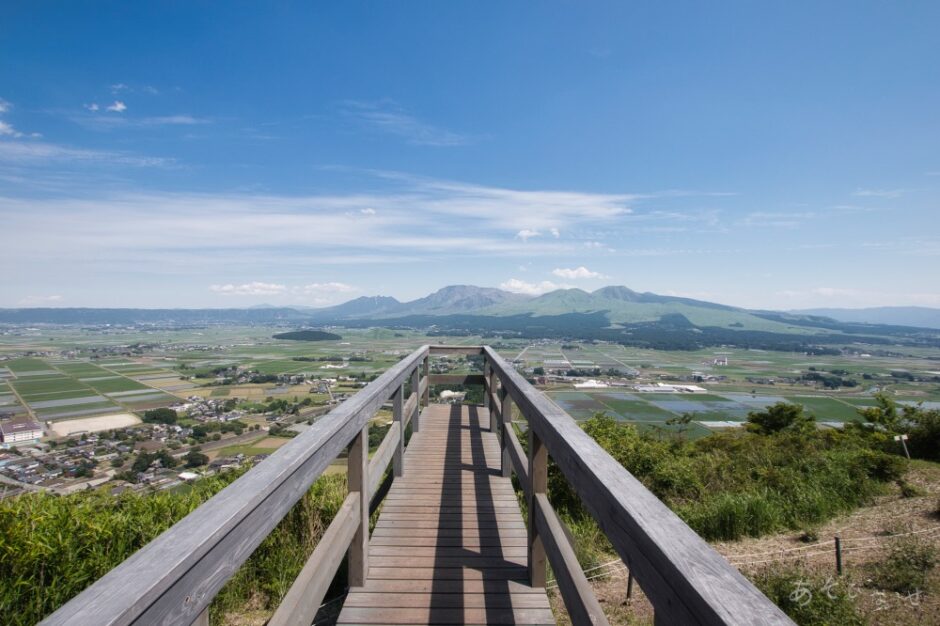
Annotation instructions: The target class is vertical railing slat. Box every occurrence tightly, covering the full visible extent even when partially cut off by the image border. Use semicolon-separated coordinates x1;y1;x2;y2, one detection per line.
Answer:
528;426;548;588
347;425;369;586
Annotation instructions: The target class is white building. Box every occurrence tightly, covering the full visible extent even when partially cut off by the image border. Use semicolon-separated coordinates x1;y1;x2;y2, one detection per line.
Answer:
0;419;43;446
574;379;609;389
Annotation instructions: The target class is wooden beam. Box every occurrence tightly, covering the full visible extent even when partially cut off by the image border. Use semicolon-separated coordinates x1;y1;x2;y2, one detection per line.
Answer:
41;345;432;626
534;493;610;626
528;427;547;588
347;425;369;587
403;391;418;430
392;386;404;478
428;373;486;386
481;347;793;625
268;493;359;626
500;386;513;480
505;425;529;496
410;366;420;431
421;358;429;409
368;422;400;500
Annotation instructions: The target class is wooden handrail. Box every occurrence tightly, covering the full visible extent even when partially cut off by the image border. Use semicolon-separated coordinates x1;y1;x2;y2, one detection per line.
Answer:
482;346;793;626
41;346;432;626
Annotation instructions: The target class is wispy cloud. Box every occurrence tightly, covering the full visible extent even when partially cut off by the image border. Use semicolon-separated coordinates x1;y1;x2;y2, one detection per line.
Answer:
853;188;905;198
209;282;287;296
516;229;540;242
341;100;473;146
0;98;11;114
552;266;605;280
18;294;63;306
499;278;569;296
0;140;173;167
106;100;127;113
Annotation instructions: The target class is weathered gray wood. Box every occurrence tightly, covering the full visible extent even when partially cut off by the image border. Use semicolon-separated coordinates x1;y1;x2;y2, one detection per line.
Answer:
348;425;369;587
528;426;547;588
402;390;418;429
482;346;793;625
409;365;420;431
392;386;404;478
534;493;610;626
41;345;430;626
428;345;484;355
483;361;492;410
428;373;486;386
368;422;400;499
421;357;429;410
268;493;360;626
501;385;512;479
505;426;530;496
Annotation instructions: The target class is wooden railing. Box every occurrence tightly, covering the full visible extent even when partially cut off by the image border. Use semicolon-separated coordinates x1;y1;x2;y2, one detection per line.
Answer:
480;346;793;625
42;345;434;626
42;344;793;626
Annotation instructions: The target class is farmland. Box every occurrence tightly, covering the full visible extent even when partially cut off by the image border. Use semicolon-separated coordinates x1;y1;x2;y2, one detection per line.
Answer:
1;324;939;441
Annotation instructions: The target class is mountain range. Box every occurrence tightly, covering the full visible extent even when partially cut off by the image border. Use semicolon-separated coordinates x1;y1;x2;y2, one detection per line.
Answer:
2;286;939;348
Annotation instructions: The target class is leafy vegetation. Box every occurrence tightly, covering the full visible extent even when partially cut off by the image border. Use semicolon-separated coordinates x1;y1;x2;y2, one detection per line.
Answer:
0;468;347;625
749;567;865;626
142;407;178;424
272;329;342;341
867;534;938;595
550;408;906;542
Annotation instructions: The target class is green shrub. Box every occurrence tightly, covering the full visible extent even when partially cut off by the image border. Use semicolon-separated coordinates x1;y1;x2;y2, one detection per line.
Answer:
897;479;926;498
564;414;904;541
867;535;938;595
750;567;864;626
0;468;346;625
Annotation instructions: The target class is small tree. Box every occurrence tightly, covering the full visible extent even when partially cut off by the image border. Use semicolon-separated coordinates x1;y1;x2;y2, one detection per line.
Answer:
184;450;209;468
142;408;178;425
746;402;815;435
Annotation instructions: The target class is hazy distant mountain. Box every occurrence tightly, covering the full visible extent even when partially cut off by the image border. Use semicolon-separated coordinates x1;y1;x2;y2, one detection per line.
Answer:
794;307;940;330
307;285;529;319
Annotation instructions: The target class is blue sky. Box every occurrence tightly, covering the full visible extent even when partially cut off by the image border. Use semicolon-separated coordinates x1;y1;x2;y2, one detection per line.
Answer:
1;2;938;309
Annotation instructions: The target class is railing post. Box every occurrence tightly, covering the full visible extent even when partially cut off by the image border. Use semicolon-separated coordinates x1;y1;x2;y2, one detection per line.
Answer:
347;424;369;587
421;356;430;410
411;364;420;432
487;362;499;433
528;426;547;588
392;384;404;477
500;386;512;479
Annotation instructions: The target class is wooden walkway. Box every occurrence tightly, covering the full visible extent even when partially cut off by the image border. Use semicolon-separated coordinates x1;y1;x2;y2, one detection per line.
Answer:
338;403;554;625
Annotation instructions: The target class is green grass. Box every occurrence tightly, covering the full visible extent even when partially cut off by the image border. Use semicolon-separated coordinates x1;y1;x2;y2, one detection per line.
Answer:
85;377;151;394
4;358;53;373
12;377;89;396
784;396;864;422
0;468;347;625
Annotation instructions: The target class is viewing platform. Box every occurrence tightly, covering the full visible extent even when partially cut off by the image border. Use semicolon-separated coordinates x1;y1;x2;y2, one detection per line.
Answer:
42;346;794;626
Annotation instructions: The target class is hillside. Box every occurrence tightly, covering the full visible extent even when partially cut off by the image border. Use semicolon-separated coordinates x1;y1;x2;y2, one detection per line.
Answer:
796;306;940;330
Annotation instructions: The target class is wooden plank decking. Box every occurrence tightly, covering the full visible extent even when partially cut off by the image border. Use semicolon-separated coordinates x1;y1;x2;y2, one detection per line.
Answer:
338;403;555;625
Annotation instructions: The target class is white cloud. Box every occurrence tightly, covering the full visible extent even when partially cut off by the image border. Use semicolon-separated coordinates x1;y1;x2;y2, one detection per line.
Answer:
499;278;568;295
516;229;540;242
84;103;100;112
106;100;127;113
18;295;63;306
341;100;473;147
209;282;287;296
293;282;357;295
0;140;172;167
584;241;605;248
0;98;10;114
853;188;905;198
0;121;18;137
549;227;560;238
110;83;129;94
360;207;376;216
552;266;605;280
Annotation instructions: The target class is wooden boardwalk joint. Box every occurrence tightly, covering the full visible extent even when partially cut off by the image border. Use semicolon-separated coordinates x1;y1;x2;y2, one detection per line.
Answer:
338;403;555;625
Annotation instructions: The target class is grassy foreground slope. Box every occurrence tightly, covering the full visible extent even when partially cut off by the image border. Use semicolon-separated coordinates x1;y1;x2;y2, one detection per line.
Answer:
0;470;346;625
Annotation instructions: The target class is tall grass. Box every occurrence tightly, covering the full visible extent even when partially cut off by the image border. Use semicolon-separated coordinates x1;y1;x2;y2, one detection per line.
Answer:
0;469;347;625
550;414;906;542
